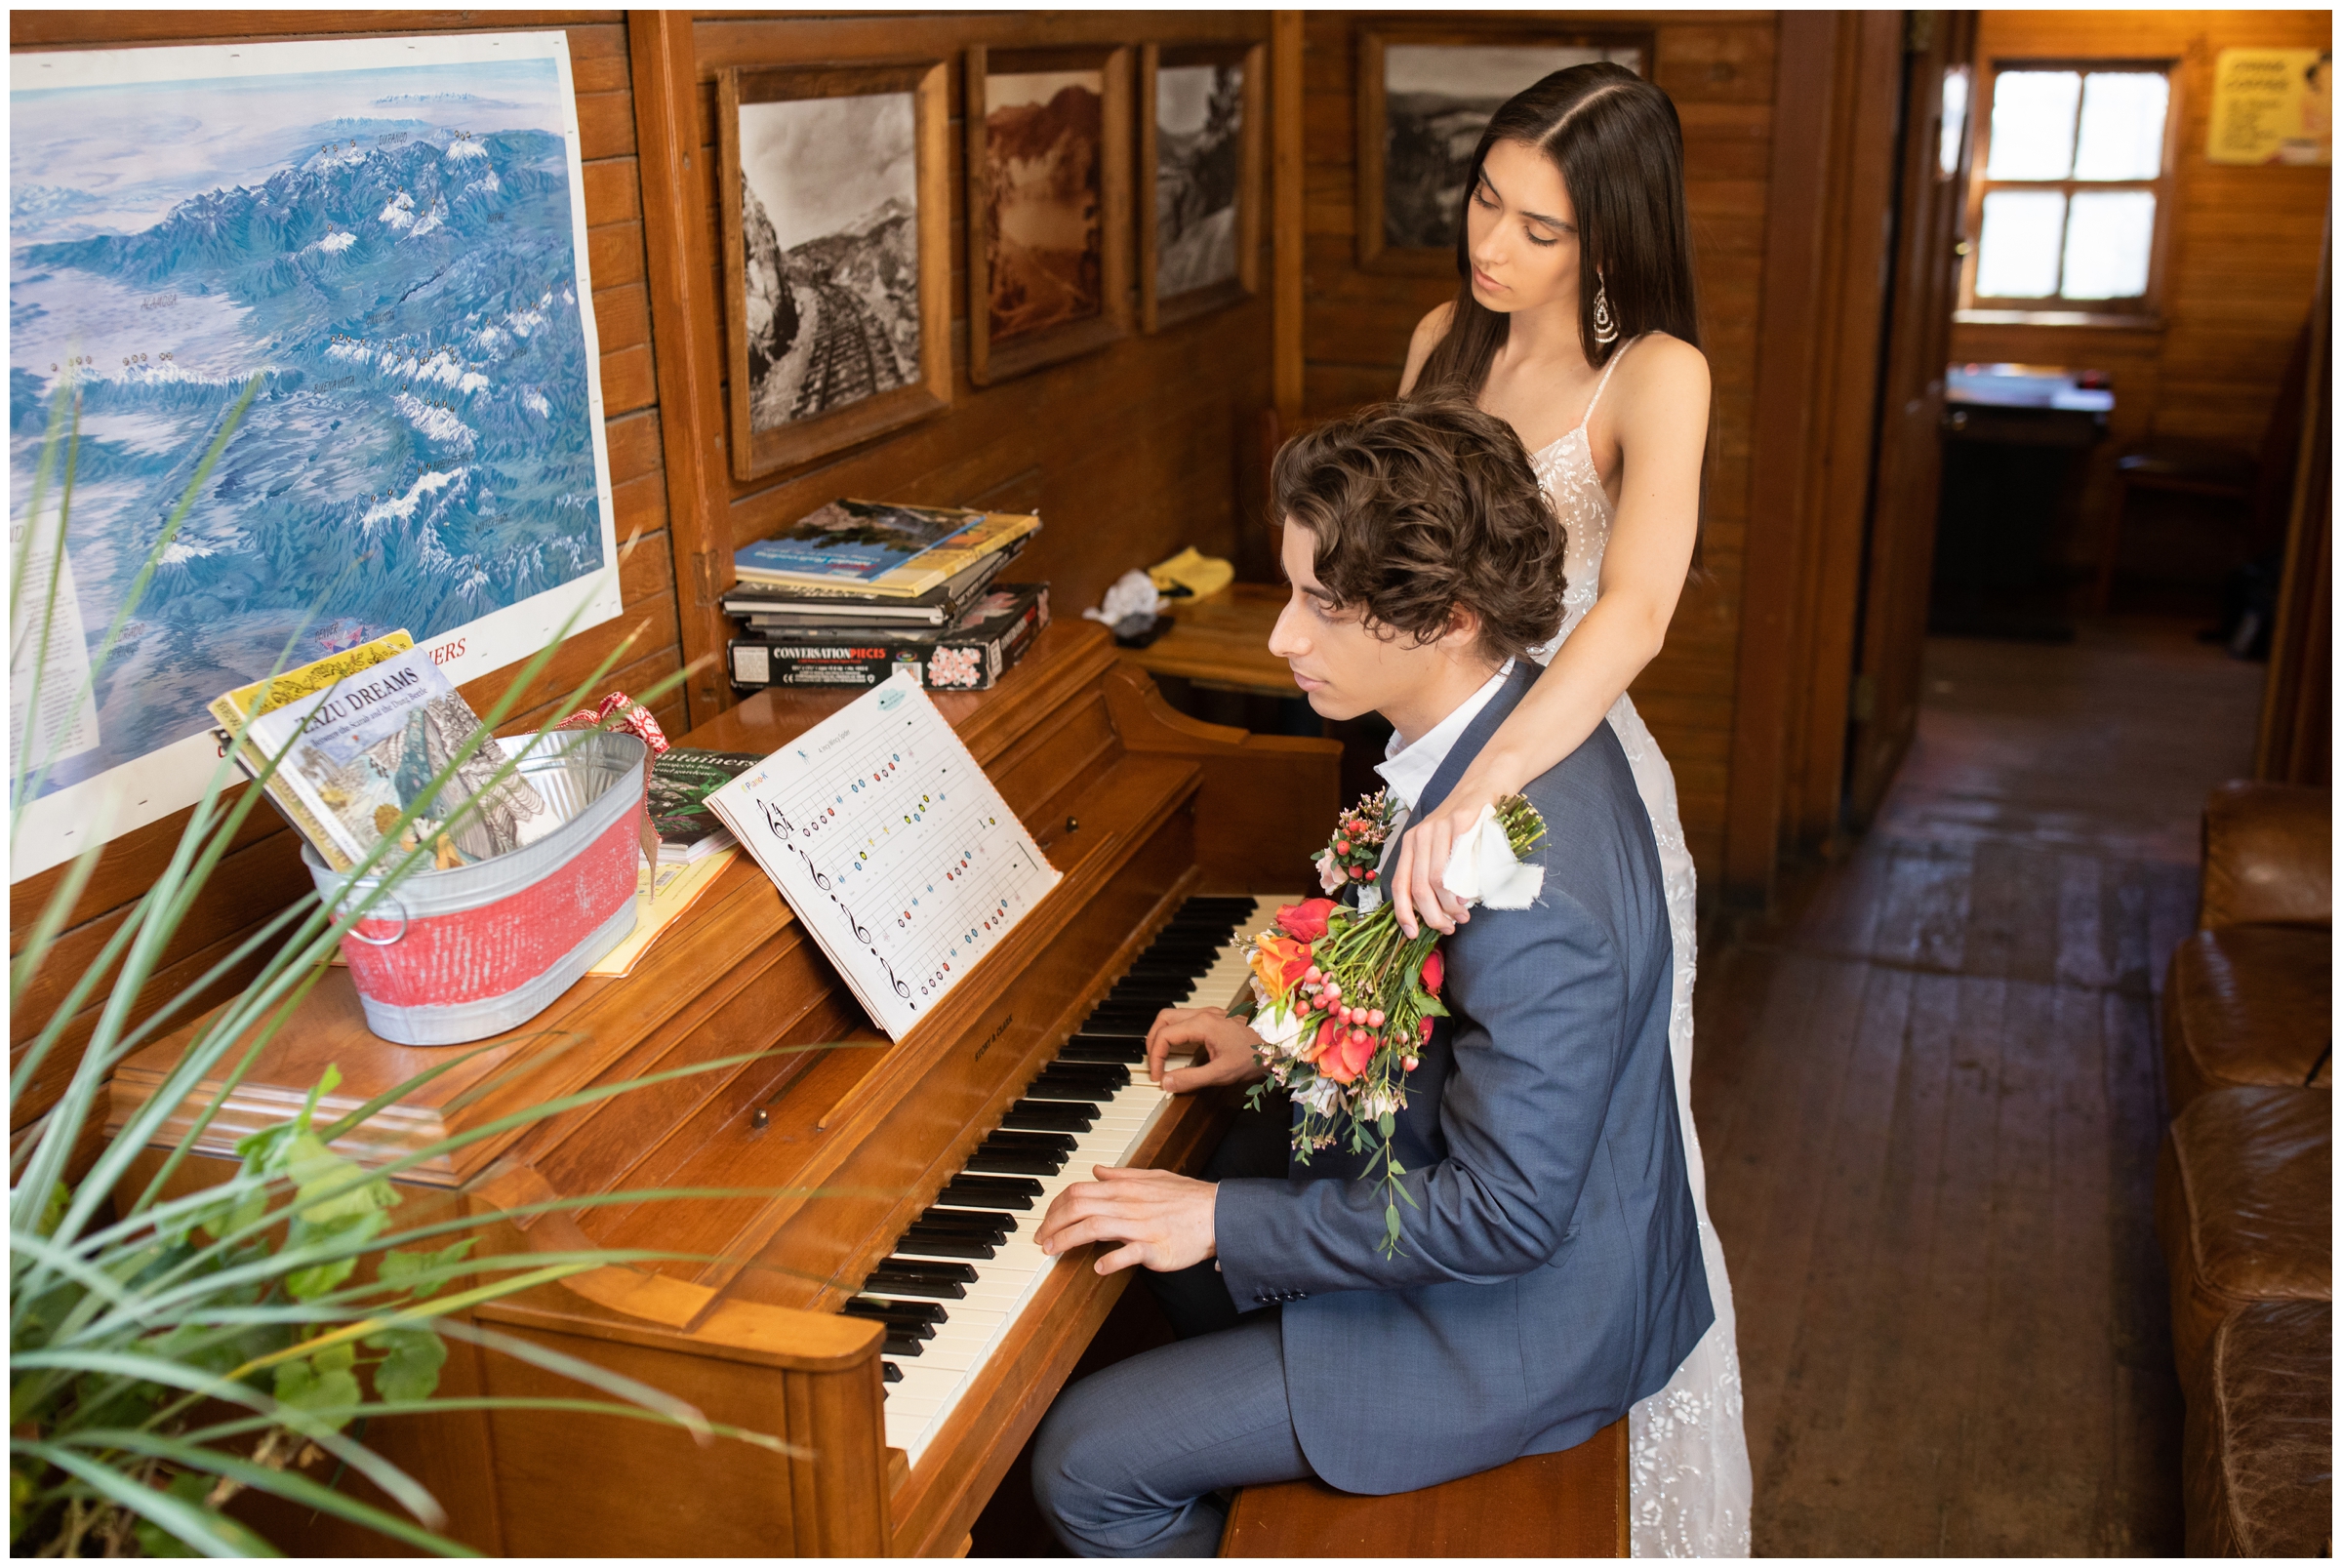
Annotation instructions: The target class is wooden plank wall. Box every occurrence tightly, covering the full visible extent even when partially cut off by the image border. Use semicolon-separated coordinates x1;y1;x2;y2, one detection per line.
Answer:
1290;9;1782;890
8;10;678;1130
1949;9;2334;566
646;12;1276;725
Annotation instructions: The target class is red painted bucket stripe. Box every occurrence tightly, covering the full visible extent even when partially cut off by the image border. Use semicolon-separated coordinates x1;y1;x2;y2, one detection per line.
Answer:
341;805;643;1008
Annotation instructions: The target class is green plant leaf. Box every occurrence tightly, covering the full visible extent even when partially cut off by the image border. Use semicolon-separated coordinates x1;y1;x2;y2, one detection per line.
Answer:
274;1353;362;1429
364;1327;449;1404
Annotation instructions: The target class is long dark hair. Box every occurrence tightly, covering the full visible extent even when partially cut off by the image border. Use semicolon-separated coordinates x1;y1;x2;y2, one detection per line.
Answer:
1414;62;1701;395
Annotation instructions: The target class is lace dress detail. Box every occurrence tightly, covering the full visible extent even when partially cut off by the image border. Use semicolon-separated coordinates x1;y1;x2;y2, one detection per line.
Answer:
1529;342;1752;1557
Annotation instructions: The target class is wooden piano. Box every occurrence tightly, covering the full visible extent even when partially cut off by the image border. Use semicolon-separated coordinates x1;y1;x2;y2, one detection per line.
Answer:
106;621;1338;1556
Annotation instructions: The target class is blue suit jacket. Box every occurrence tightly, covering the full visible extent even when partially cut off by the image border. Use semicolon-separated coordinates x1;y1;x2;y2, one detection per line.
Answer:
1215;661;1713;1495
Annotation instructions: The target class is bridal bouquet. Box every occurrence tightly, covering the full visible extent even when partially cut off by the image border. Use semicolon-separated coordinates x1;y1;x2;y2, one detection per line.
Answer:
1240;791;1548;1254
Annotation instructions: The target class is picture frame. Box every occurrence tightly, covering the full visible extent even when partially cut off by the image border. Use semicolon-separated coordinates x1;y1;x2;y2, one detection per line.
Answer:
718;60;951;481
1355;25;1654;275
965;44;1133;386
1139;41;1266;333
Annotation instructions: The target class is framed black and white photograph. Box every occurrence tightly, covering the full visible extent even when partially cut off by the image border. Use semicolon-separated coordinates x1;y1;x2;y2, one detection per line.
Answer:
965;44;1133;386
1140;42;1264;332
1356;27;1652;273
719;60;951;479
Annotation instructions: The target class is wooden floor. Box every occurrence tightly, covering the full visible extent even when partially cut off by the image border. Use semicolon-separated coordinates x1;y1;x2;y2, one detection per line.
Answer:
1698;618;2267;1555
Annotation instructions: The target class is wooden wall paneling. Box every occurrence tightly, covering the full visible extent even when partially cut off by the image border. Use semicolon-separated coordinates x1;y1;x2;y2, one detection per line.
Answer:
1272;12;1307;423
1846;11;1978;825
1720;12;1840;905
2255;222;2332;787
9;12;682;1133
630;9;732;727
1783;12;1909;847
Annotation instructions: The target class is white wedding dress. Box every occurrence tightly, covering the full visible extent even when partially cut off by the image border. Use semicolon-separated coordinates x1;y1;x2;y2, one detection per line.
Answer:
1526;338;1753;1556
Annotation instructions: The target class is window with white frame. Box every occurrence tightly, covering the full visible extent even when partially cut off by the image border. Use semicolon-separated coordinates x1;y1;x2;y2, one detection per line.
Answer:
1962;60;2177;318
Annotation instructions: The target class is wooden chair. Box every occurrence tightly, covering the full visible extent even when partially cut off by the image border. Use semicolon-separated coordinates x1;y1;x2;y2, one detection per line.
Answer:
1219;1418;1627;1557
2097;321;2315;611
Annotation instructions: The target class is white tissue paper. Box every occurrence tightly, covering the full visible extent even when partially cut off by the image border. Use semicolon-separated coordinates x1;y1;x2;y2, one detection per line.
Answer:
1439;803;1546;910
1081;569;1160;627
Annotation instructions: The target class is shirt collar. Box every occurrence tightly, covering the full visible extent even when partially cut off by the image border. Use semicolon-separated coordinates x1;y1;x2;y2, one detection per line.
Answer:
1374;659;1515;811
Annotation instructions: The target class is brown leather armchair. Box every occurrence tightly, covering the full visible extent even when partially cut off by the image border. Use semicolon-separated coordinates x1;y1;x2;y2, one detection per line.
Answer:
2157;782;2332;1556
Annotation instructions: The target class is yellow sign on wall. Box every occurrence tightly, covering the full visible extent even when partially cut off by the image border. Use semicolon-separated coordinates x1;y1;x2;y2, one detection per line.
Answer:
2208;47;2332;165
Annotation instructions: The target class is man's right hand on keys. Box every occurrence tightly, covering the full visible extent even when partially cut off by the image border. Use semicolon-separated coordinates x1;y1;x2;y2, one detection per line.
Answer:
1145;1007;1271;1094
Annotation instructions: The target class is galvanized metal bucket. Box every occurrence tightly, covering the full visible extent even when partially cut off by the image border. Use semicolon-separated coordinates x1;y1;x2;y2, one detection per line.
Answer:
304;729;651;1046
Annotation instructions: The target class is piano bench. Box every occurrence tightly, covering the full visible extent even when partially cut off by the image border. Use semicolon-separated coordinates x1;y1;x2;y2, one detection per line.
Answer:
1217;1417;1627;1557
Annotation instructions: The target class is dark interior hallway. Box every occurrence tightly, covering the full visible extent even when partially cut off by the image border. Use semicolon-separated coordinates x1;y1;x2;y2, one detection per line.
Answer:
1695;617;2267;1555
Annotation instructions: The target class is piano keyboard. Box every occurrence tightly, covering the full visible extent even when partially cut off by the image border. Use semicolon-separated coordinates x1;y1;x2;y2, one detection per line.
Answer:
846;894;1281;1464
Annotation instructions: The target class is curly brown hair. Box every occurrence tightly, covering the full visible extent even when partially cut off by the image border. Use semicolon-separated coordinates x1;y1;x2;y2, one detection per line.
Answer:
1271;397;1567;663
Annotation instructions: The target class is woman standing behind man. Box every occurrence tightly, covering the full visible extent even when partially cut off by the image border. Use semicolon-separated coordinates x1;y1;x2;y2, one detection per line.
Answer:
1391;63;1753;1556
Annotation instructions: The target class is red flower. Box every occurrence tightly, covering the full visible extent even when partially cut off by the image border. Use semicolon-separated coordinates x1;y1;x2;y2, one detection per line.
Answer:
1421;948;1444;997
1320;1026;1377;1084
1301;1016;1340;1065
1275;898;1338;944
1418;1017;1434;1043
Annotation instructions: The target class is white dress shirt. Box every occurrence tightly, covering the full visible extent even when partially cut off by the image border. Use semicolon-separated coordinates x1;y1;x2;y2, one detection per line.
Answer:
1374;658;1516;813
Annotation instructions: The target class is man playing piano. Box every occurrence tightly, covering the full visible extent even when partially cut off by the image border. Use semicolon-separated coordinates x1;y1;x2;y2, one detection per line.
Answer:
1027;397;1714;1555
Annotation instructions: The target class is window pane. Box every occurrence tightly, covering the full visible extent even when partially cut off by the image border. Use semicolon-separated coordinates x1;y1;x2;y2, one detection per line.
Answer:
2072;72;2169;180
1987;70;2081;179
1977;189;2069;296
2062;190;2156;299
1940;66;1972;177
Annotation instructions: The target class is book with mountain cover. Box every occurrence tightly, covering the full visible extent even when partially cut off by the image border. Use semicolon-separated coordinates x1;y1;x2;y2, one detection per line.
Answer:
239;644;553;869
647;749;764;863
723;537;1025;627
732;499;1040;599
210;630;416;871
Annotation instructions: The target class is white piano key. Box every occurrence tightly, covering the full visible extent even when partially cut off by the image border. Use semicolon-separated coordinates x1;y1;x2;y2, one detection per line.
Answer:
882;901;1288;1467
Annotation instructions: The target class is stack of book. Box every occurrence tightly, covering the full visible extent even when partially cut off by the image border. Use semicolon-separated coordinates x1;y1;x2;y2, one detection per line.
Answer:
723;499;1050;693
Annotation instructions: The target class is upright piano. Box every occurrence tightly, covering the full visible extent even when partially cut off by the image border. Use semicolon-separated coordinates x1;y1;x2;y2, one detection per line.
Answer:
107;621;1338;1555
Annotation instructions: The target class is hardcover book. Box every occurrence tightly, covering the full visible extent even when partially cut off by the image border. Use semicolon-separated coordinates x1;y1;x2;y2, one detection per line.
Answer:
733;500;1041;600
241;646;552;868
723;539;1026;627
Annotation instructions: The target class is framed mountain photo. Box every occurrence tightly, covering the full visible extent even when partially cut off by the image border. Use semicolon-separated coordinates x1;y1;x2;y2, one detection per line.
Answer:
1355;25;1651;274
1140;41;1265;333
964;44;1133;385
718;60;951;480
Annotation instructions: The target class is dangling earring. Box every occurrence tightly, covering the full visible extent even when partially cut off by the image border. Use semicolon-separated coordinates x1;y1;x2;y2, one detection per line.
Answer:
1591;272;1619;347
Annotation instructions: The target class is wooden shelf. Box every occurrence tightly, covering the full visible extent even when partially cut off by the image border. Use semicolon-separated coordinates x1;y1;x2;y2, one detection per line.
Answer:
1117;583;1297;700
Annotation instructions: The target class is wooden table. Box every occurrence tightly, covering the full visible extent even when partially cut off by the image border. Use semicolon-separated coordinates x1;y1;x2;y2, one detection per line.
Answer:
1116;583;1296;700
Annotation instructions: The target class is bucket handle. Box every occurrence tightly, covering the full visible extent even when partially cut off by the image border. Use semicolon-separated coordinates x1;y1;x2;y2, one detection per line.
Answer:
342;893;410;947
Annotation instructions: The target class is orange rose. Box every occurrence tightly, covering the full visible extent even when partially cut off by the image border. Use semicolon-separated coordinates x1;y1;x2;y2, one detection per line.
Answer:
1300;1016;1340;1065
1248;933;1313;1006
1318;1026;1376;1084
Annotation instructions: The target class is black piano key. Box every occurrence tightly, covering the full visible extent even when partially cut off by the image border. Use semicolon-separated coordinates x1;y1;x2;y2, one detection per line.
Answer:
847;1308;938;1340
1059;1039;1144;1065
899;1228;995;1260
883;1361;904;1384
984;1129;1079;1155
1036;1062;1132;1090
938;1176;1040;1209
847;1294;946;1321
1002;1098;1097;1130
880;1258;979;1284
882;1335;924;1357
1070;1021;1150;1041
916;1204;1017;1235
964;1146;1064;1175
862;1268;966;1300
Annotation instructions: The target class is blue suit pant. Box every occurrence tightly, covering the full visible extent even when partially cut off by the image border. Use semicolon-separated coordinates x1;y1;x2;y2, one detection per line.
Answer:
1030;1309;1314;1556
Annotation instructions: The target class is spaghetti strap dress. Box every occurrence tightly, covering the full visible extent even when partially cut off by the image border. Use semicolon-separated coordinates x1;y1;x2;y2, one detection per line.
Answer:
1526;337;1753;1556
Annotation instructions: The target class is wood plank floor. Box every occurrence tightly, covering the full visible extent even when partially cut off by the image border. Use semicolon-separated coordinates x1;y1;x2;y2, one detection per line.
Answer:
1698;619;2267;1556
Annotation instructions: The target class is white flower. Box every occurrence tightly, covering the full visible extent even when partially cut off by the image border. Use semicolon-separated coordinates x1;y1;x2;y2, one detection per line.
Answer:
1297;1077;1342;1115
1439;804;1546;910
1315;847;1345;894
1254;1000;1309;1052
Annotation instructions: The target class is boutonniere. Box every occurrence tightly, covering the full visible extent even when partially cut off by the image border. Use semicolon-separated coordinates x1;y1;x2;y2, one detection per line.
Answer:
1242;790;1548;1256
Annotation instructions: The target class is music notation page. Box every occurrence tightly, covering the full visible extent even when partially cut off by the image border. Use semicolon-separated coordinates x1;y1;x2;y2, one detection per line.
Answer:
705;670;1061;1039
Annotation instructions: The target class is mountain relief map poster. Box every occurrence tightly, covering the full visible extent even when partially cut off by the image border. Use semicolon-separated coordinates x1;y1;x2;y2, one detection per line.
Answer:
8;33;620;880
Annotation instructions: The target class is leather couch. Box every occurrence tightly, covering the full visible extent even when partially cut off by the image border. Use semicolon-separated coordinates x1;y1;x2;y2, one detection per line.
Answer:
2155;782;2331;1555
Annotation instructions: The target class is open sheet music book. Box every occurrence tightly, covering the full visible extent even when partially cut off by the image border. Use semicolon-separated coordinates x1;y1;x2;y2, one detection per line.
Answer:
704;670;1062;1039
